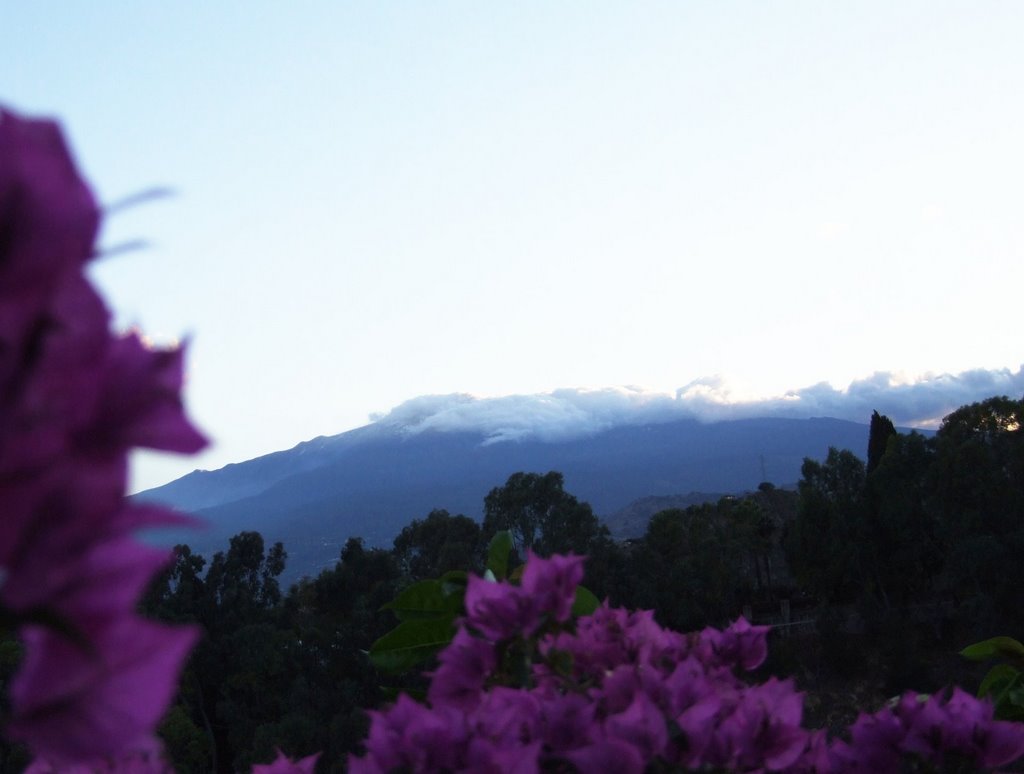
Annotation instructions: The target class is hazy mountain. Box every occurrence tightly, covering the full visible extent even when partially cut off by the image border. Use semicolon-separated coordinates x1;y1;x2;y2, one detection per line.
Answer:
136;415;886;582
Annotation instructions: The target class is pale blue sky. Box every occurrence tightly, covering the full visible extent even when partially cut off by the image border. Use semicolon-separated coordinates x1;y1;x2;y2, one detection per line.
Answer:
3;3;1022;491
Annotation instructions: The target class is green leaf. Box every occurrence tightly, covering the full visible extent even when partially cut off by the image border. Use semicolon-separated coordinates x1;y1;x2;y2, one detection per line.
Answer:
960;636;1024;662
439;570;469;597
978;663;1019;698
994;673;1024;721
486;531;514;581
438;570;468;584
368;616;457;674
381;580;462;621
572;585;600;617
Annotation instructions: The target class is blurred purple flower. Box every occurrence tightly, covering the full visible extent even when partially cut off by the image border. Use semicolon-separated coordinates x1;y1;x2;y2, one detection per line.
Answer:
251;748;321;774
537;691;595;752
428;628;497;711
23;738;172;772
696;615;769;672
7;619;198;764
0;108;98;363
463;574;539;641
463;738;541;774
519;551;584;624
713;679;808;771
562;739;644;774
473;686;543;747
86;334;207;455
604;688;669;760
0;106;206;767
352;695;468;773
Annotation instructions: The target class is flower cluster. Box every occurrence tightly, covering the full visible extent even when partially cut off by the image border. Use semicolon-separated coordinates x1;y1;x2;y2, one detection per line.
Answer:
0;108;205;767
351;551;1024;773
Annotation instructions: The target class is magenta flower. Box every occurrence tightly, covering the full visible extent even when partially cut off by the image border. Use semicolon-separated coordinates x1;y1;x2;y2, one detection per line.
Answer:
463;552;586;642
251;748;321;773
695;615;769;672
519;550;584;624
463;738;541;774
835;689;1024;771
536;691;596;751
0;106;206;766
0;108;98;358
603;688;670;760
86;333;207;455
23;739;173;773
713;678;808;771
561;739;644;774
351;695;469;773
427;628;497;711
7;618;198;763
463;574;540;641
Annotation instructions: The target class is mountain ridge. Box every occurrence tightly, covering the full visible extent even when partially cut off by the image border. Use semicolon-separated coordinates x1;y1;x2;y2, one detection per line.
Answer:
136;414;904;582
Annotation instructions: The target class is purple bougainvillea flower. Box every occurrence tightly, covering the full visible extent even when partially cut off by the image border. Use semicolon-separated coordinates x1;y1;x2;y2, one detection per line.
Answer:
7;618;198;764
0;106;205;767
463;573;540;641
537;691;596;752
0;109;99;354
837;703;909;772
893;688;1024;769
696;616;769;672
0;461;193;624
519;551;585;624
85;334;207;454
428;628;497;711
464;738;541;774
354;694;468;773
2;532;172;626
714;679;808;771
23;739;173;773
0;273;111;476
603;688;670;760
472;686;542;747
464;552;586;642
251;748;321;774
561;739;645;774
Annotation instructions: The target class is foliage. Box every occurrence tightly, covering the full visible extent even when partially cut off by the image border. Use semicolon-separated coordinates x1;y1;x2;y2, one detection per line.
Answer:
392;509;482;581
961;636;1024;722
866;409;897;475
481;471;610;557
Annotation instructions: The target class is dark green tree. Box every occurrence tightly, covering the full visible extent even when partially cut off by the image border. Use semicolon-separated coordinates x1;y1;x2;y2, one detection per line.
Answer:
866;410;898;474
481;471;609;557
786;448;867;605
392;509;482;580
632;501;751;631
928;396;1024;636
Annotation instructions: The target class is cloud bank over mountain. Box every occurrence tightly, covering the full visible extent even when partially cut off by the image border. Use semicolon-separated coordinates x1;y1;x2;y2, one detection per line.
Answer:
373;366;1024;443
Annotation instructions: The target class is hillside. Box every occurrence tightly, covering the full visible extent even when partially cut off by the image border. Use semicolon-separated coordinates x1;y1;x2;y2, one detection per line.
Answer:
137;415;884;581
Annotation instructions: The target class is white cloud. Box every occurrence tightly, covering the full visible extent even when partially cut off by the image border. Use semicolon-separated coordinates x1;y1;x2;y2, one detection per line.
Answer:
373;365;1024;441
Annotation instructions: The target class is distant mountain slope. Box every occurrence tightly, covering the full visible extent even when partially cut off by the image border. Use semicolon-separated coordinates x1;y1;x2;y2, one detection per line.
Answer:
137;415;884;581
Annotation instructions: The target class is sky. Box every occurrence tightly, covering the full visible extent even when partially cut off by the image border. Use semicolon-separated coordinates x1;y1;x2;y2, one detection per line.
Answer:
2;3;1022;492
